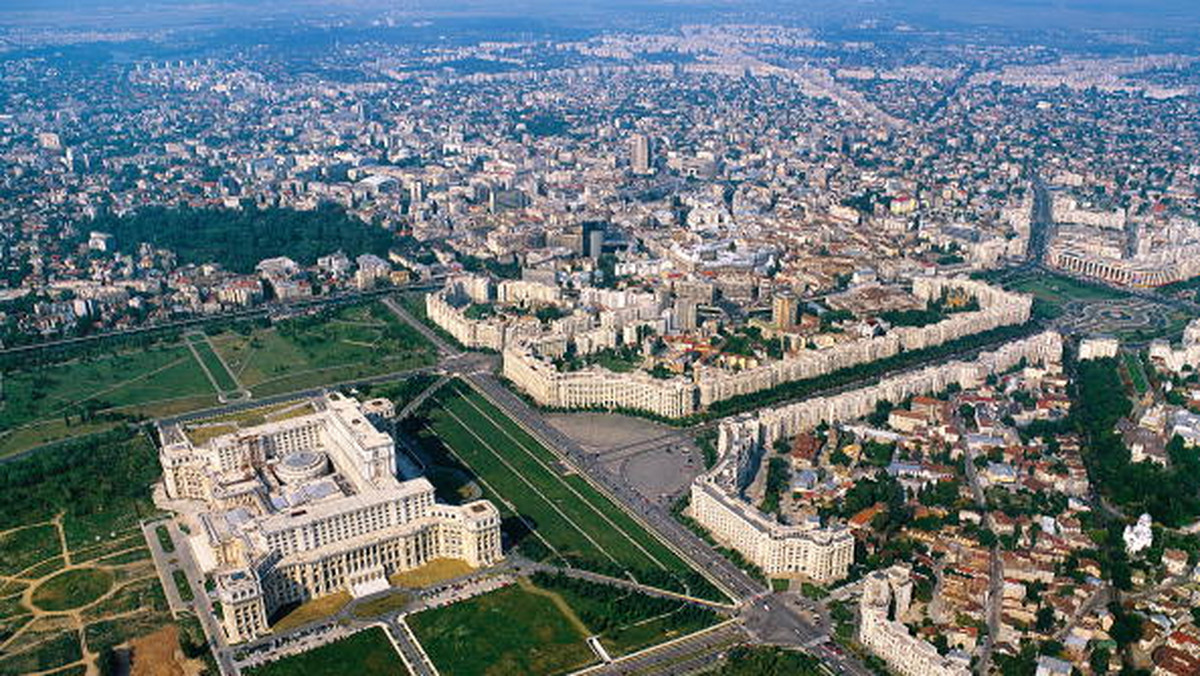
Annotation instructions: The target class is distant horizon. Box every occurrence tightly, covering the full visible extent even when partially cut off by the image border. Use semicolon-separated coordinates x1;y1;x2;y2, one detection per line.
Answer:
4;0;1200;35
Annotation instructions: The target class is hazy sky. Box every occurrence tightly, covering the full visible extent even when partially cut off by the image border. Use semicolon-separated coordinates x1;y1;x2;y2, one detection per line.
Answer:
3;0;1200;33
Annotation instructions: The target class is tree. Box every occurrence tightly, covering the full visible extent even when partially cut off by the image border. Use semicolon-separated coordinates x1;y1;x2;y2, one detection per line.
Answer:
1108;603;1143;648
1090;646;1111;675
978;528;998;548
1035;606;1055;633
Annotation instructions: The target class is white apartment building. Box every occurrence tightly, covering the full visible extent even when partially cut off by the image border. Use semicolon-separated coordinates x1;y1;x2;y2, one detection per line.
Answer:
689;478;853;582
158;393;502;644
728;331;1063;451
1149;319;1200;373
687;332;1064;582
694;276;1032;407
436;276;1037;422
686;405;853;583
504;346;697;418
859;566;972;676
425;291;510;350
1079;335;1120;361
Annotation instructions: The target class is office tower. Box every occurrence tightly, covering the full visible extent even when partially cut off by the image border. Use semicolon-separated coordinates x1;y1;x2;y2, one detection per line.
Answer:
631;134;652;175
773;290;798;329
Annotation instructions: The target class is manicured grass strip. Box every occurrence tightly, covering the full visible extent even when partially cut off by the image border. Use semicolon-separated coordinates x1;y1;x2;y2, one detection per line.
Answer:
1008;273;1128;303
450;383;704;577
388;558;473;588
244;626;408;676
155;525;175;553
351;591;411;620
440;389;656;571
172;569;194;603
1123;351;1149;394
271;591;349;632
423;400;614;567
408;584;595;676
187;334;240;393
423;381;725;601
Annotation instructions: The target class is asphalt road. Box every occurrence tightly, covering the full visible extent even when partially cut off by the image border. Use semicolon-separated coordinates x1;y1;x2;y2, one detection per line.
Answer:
144;518;238;675
963;440;1002;674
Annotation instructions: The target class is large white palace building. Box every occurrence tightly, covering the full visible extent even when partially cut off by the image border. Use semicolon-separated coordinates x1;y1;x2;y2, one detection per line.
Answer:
157;393;502;644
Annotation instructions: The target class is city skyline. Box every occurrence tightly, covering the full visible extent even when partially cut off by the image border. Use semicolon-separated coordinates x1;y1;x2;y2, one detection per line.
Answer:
1;2;1199;675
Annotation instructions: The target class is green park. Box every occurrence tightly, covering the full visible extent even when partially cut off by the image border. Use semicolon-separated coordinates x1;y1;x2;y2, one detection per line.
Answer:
0;300;436;459
0;430;211;676
243;627;409;676
405;379;726;602
407;574;721;676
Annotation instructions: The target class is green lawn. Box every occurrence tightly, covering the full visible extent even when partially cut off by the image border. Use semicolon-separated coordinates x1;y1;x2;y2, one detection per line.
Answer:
186;334;240;392
171;569;194;603
0;300;435;460
0;344;212;430
351;591;411;620
1007;272;1127;306
31;568;114;611
712;646;824;675
0;344;218;458
0;428;201;676
210;302;435;396
529;572;721;656
593;350;641;373
244;627;408;676
411;381;722;600
408;584;595;676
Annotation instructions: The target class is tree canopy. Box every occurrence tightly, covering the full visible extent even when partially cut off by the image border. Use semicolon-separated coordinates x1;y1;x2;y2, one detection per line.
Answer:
85;204;396;274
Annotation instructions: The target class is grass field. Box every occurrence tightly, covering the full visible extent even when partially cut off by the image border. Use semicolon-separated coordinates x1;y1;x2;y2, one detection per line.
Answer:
0;525;61;576
245;627;408;676
171;569;195;603
270;592;350;632
0;300;435;460
408;584;595;676
186;333;240;393
0;344;218;458
351;591;411;620
409;380;721;600
388;558;473;588
528;572;722;657
31;568;114;611
210;302;435;397
1006;272;1128;305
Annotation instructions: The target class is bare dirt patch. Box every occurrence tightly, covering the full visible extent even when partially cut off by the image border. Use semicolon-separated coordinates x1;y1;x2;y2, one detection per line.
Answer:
128;625;187;676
